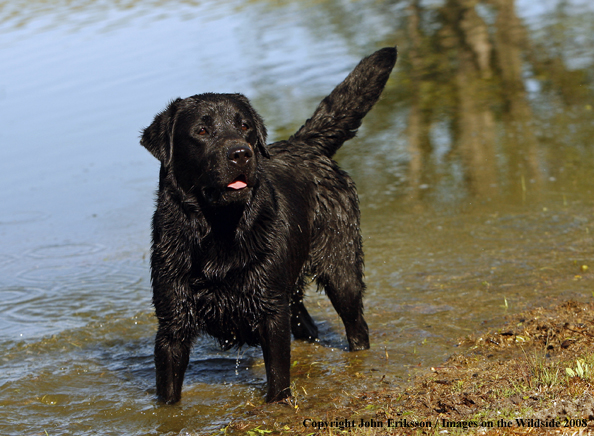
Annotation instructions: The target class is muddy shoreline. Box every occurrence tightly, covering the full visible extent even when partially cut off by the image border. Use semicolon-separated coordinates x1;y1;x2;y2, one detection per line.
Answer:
225;298;594;435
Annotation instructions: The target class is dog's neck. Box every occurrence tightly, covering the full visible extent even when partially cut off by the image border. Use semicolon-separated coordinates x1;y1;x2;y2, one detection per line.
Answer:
204;202;246;236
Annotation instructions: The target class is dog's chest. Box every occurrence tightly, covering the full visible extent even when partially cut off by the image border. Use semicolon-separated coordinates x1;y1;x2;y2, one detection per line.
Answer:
190;234;264;285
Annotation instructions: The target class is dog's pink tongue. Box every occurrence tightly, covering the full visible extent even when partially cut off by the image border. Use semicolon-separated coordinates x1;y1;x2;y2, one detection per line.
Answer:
228;180;247;190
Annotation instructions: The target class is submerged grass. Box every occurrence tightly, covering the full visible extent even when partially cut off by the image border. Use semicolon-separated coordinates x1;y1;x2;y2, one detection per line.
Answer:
223;300;594;435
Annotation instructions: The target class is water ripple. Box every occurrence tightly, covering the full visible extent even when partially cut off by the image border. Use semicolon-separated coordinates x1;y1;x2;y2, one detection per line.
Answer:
0;211;50;225
26;243;106;259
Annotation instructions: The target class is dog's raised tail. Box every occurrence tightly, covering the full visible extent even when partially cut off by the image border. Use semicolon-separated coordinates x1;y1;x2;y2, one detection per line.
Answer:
290;46;397;158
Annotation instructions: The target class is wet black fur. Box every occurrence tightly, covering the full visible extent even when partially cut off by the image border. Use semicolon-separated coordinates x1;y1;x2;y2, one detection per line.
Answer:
140;47;397;404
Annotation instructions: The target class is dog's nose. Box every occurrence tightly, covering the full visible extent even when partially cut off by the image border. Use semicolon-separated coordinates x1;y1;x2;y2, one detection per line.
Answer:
227;144;253;166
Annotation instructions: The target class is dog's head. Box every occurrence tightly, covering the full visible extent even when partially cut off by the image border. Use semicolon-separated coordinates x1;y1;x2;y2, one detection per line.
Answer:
141;93;269;207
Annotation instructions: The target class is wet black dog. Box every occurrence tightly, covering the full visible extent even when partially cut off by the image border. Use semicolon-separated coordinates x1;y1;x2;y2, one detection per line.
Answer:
140;47;397;404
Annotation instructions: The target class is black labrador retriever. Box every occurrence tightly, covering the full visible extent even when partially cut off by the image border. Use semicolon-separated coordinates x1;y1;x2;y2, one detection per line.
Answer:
140;47;397;403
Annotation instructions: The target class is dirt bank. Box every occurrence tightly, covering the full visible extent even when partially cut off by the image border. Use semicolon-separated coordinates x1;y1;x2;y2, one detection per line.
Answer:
225;299;594;435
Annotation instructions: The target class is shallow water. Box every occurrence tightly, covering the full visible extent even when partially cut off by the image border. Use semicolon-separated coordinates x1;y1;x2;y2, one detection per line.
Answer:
0;0;593;434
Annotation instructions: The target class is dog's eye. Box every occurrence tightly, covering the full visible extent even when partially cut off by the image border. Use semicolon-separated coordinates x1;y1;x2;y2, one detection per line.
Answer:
197;128;208;135
241;123;249;131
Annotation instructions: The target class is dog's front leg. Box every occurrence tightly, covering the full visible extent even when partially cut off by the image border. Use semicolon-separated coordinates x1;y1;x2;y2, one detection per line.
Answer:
154;326;192;404
259;307;292;402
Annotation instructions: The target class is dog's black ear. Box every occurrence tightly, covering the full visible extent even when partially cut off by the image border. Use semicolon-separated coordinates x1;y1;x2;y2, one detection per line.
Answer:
140;98;182;165
230;94;270;159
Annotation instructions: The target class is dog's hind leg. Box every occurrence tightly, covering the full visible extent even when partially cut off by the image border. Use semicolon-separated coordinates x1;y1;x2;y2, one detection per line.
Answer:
313;209;369;351
320;271;369;351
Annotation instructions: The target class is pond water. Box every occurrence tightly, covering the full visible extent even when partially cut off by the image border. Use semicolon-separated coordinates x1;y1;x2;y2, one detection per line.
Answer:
0;0;593;434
